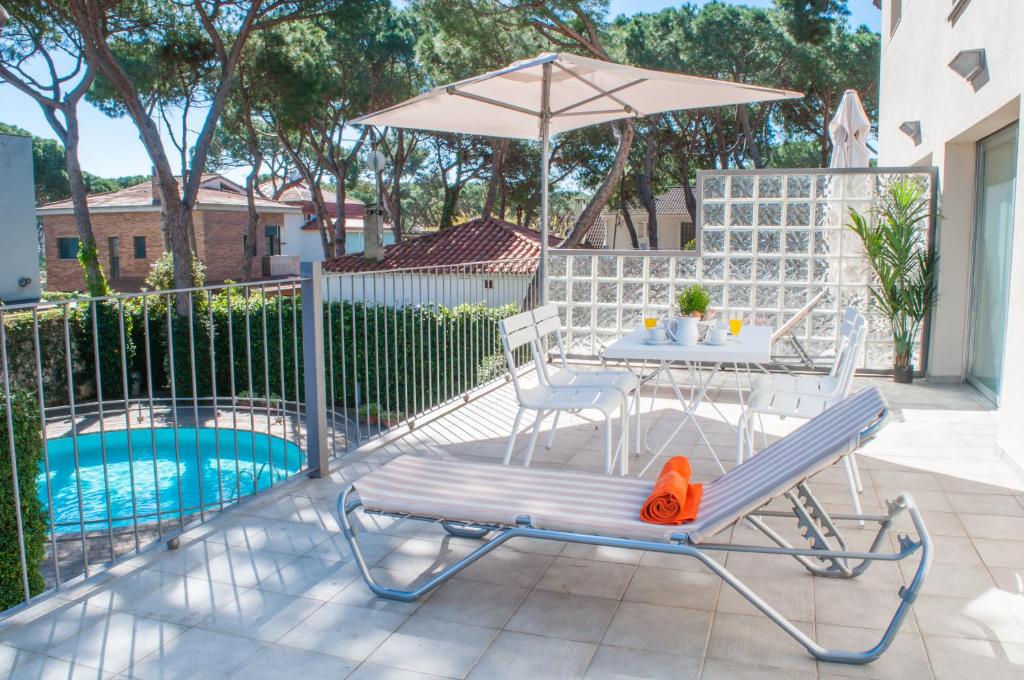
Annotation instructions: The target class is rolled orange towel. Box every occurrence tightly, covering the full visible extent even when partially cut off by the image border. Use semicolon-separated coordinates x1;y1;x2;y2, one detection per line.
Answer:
640;456;703;524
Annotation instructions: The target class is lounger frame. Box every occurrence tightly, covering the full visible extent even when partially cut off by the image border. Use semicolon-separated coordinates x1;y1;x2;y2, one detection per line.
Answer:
336;414;932;666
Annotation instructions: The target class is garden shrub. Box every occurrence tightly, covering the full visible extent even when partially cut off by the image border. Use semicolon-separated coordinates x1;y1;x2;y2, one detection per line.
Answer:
73;300;135;402
0;390;47;610
2;309;74;407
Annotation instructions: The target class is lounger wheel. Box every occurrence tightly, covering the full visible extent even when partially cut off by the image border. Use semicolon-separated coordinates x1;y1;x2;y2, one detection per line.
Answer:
441;522;491;539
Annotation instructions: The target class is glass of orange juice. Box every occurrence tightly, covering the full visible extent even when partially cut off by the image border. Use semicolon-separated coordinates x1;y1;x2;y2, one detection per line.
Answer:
728;317;743;337
643;317;658;330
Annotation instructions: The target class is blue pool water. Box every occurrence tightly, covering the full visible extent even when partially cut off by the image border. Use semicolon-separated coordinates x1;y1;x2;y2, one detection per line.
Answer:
39;428;304;533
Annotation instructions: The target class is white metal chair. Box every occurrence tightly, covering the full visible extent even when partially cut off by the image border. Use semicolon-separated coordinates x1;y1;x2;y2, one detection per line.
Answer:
499;310;630;475
530;304;640;452
738;310;868;514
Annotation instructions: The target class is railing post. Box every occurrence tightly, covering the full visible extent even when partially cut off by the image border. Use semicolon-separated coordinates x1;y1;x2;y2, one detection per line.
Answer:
301;261;330;477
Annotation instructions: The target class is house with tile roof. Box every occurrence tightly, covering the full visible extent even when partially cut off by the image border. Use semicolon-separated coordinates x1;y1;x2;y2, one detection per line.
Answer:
38;174;303;291
595;185;696;250
321;216;555;307
259;177;394;260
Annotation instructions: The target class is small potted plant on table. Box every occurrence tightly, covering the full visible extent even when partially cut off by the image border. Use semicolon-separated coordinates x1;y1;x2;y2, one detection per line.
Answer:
676;284;711;319
847;177;938;383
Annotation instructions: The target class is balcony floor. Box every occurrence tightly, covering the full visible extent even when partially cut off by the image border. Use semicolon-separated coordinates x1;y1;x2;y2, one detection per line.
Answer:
2;373;1023;680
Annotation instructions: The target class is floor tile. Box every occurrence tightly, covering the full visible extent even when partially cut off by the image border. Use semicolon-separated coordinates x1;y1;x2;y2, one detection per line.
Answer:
6;655;113;680
468;631;596;680
46;610;187;676
700;658;815;680
602;602;711;658
706;612;816;672
506;590;618;643
347;661;449;680
453;548;556;589
197;588;324;642
121;576;243;626
0;601;109;653
415;579;528;629
367;616;496;678
228;645;358;679
585;644;699;679
535;557;636;599
130;627;267;680
923;635;1024;680
277;602;408;661
622;566;721;611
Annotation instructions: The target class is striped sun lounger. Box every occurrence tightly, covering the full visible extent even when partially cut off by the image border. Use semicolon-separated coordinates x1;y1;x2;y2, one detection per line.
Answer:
337;387;931;665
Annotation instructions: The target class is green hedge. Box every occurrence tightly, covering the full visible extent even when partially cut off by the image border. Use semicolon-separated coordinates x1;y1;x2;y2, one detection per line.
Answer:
0;391;46;610
4;291;514;420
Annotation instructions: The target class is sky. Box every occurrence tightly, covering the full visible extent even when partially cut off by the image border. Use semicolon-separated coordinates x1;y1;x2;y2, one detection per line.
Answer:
0;1;881;183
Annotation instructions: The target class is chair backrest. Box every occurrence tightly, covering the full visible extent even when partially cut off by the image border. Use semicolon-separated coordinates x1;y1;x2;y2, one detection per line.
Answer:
499;310;541;399
530;304;570;383
831;313;866;396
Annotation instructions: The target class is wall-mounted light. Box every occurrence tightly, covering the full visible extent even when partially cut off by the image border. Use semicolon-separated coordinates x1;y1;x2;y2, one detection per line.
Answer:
898;120;922;146
948;49;987;87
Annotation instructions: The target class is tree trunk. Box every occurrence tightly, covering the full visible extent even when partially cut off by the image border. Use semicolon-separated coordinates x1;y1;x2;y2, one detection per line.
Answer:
64;114;107;295
335;182;347;256
619;191;639;250
242;160;262;281
482;138;509;219
736;105;765;169
637;132;659;249
561;119;636;248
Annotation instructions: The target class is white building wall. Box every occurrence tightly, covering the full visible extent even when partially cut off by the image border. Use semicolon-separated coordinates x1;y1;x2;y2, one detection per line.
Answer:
877;0;1024;466
0;134;42;303
322;272;531;309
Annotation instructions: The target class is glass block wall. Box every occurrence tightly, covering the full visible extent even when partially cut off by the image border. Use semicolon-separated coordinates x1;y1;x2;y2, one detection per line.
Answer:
547;168;936;371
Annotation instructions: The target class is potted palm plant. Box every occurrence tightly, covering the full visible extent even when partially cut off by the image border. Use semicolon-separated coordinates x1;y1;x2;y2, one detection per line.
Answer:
847;177;938;383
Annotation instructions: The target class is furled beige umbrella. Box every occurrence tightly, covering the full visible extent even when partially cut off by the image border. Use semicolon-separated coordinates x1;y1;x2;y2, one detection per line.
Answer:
829;89;872;168
353;52;801;301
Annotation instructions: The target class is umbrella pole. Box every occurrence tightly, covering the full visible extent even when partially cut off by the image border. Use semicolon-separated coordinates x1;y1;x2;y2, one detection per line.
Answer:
538;61;552;307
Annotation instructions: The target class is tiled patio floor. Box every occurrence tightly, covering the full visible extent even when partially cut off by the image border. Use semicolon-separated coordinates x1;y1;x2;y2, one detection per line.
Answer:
2;372;1023;679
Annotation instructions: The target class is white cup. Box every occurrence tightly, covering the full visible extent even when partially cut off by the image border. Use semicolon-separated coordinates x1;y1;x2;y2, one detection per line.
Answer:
707;327;726;345
647;326;667;343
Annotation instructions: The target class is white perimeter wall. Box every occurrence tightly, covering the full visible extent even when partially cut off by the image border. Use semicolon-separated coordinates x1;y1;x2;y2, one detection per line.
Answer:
322;273;531;309
878;0;1024;466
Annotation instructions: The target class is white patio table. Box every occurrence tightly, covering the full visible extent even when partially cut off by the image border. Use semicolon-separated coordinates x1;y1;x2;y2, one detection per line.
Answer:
603;325;772;477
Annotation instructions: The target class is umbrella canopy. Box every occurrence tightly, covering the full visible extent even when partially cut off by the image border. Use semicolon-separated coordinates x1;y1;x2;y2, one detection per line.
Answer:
353;52;801;304
352;52;800;139
829;89;872;168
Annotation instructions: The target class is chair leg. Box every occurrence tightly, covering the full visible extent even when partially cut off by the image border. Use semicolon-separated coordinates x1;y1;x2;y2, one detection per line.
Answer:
736;409;756;464
545;411;561;449
849;453;865;493
603;412;614;475
523;410;546;467
842;455;864;521
504;407;525;466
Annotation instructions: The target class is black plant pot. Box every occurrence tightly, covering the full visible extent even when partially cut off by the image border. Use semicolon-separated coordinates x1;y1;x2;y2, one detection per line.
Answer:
892;364;914;384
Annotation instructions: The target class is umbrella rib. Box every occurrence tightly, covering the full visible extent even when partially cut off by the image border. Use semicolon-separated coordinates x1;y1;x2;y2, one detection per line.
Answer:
445;87;540;118
552;61;642;113
551;78;647;117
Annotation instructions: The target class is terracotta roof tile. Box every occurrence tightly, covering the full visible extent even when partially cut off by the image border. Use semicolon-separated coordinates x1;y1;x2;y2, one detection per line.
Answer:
38;176;298;211
322;217;556;275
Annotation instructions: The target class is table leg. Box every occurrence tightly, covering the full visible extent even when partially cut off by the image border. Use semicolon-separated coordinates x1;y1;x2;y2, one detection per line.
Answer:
638;361;727;477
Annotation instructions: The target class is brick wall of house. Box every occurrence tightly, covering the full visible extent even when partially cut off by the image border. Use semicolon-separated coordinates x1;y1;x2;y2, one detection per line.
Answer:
43;212;165;292
198;210;285;283
44;208;293;292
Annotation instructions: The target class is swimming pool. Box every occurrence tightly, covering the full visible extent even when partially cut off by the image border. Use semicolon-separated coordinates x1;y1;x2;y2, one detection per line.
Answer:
39;428;305;533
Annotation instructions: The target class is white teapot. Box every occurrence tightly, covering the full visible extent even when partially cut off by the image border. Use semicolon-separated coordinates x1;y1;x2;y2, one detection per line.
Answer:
666;316;699;347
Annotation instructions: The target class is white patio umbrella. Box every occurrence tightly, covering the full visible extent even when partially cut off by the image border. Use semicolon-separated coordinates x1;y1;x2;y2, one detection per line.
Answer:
828;89;872;168
352;52;801;301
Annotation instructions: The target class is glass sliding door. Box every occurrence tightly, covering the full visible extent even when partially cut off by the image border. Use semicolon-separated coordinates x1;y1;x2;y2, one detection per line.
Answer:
967;124;1018;403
